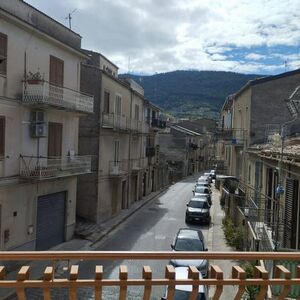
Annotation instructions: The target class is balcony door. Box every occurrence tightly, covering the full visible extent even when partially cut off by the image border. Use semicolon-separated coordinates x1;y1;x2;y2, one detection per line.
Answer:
49;55;64;104
48;122;62;157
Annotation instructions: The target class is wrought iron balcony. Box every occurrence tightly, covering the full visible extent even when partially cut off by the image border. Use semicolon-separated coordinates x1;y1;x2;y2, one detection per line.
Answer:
147;117;166;129
22;81;94;113
109;160;128;176
1;251;300;299
20;155;91;180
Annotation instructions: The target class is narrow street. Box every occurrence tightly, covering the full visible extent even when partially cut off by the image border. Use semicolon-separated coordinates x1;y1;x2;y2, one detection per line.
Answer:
15;173;237;300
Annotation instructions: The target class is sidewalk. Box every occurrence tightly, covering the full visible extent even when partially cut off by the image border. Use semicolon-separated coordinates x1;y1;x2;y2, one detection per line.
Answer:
1;187;169;300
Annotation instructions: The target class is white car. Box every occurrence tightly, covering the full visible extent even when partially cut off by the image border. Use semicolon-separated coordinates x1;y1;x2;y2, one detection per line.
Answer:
161;267;208;300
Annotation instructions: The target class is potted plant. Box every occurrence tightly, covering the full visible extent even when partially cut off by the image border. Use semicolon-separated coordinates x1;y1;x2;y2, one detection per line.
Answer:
26;71;44;84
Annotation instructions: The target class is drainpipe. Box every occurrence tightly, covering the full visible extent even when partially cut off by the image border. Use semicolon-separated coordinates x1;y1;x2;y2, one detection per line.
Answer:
127;89;133;206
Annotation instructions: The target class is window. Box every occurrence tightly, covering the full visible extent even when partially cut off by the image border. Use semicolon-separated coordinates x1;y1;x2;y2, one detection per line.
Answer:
115;95;122;115
134;104;139;120
49;55;64;87
48;122;62;157
114;140;120;163
0;33;7;75
0;116;5;157
103;91;110;113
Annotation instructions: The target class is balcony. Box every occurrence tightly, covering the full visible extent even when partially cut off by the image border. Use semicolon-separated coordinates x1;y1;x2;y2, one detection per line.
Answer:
109;160;128;176
130;158;148;171
20;155;91;180
22;81;94;113
148;117;166;129
102;113;128;131
1;251;300;299
215;128;245;146
130;119;143;133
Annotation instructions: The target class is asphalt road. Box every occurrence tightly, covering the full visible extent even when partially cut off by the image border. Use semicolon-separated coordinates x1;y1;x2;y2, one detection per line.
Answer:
13;173;237;299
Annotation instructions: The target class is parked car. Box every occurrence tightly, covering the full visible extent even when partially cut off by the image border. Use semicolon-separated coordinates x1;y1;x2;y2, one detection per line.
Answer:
209;169;216;180
195;181;211;191
170;228;208;278
198;175;211;184
193;194;212;206
204;172;213;183
161;267;208;300
193;186;212;205
185;198;211;225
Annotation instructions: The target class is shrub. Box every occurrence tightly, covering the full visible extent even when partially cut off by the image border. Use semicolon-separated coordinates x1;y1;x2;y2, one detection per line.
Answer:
222;216;244;250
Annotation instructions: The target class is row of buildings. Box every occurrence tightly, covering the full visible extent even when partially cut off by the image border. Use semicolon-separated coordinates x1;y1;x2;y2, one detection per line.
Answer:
0;0;219;252
0;0;169;251
216;69;300;253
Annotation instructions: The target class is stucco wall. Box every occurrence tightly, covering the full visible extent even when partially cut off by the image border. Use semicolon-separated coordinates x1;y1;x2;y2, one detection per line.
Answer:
0;177;76;250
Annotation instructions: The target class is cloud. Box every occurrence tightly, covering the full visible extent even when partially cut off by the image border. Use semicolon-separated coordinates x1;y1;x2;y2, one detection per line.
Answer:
245;53;266;60
25;0;300;75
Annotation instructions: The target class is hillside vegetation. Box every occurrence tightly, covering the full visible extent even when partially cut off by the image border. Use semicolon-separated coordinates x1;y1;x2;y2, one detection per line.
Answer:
122;70;262;119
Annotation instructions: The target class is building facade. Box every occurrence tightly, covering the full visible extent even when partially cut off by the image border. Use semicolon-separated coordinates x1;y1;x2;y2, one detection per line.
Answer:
0;1;93;250
217;70;300;252
77;51;167;223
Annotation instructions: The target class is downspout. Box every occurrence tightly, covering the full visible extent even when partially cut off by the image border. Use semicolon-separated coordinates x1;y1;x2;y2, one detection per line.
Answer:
127;89;133;206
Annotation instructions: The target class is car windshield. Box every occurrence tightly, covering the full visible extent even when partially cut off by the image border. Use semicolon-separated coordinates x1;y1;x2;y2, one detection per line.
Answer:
189;200;208;209
195;187;208;193
174;238;204;251
173;290;207;300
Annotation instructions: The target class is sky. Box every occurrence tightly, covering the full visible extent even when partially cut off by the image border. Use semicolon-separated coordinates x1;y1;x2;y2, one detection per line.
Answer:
26;0;300;75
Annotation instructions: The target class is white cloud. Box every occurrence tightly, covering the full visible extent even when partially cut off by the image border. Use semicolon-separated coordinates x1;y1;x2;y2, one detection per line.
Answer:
25;0;300;74
245;53;266;60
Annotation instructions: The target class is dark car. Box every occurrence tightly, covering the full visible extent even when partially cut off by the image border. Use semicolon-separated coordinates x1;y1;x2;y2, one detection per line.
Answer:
193;186;212;205
170;228;208;278
186;198;211;225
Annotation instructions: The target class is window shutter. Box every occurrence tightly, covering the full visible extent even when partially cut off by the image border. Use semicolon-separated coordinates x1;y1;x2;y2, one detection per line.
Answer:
0;117;5;157
0;33;7;75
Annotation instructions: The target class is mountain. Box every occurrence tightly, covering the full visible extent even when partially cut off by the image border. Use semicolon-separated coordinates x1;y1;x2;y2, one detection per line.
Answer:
121;70;262;119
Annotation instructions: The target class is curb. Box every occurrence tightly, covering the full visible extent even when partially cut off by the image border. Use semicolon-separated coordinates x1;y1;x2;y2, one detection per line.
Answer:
90;186;169;247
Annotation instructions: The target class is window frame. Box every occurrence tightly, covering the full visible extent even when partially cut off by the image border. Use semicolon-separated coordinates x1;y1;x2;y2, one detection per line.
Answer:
0;116;5;158
0;32;8;76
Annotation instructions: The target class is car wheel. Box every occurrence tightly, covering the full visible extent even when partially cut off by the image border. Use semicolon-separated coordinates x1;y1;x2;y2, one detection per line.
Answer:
185;217;189;223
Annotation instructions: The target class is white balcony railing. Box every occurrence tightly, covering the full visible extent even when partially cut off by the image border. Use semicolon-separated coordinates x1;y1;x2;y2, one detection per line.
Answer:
102;113;128;130
109;160;128;175
20;155;92;180
22;81;94;113
130;158;148;171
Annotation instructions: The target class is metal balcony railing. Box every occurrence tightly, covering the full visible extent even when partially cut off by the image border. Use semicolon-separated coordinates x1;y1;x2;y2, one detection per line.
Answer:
22;81;94;113
109;160;128;175
215;128;246;145
1;251;300;300
20;155;91;179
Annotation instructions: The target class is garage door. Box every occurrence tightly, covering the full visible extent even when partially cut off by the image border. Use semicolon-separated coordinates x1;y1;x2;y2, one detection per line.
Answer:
36;192;66;250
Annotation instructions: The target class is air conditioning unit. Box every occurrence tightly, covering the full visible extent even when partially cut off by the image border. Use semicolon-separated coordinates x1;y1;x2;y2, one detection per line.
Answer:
30;110;47;138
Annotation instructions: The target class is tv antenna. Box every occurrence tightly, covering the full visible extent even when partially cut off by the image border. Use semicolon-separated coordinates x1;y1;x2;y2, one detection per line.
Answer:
65;8;77;29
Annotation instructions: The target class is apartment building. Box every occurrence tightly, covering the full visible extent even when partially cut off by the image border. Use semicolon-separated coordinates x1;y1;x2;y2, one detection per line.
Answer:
77;51;166;223
0;1;93;250
217;70;300;251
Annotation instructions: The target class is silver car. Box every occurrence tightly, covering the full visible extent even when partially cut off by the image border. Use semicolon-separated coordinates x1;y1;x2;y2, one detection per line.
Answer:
170;228;208;278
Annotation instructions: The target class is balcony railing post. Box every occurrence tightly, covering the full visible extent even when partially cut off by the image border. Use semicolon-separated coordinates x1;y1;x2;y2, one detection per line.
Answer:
119;265;128;300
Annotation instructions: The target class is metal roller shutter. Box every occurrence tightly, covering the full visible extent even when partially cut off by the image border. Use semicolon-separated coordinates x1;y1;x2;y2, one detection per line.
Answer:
284;179;298;248
36;192;66;250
